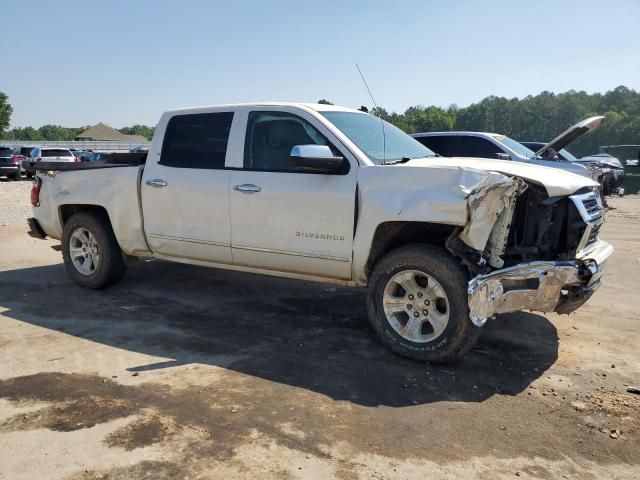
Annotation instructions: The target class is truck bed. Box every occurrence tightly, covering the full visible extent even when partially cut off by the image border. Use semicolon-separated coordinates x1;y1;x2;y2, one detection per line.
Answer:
33;161;151;256
31;152;147;172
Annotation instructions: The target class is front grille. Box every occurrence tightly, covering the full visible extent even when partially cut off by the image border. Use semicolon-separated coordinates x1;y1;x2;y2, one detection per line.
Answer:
0;158;13;165
571;190;604;251
587;222;602;246
582;198;602;219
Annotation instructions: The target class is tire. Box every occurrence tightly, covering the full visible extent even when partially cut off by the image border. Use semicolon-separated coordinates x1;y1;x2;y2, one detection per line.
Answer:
367;244;482;363
26;172;33;179
11;173;20;181
62;211;126;289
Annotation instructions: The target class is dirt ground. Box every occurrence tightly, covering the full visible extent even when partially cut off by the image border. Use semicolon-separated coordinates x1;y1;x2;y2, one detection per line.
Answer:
0;182;638;479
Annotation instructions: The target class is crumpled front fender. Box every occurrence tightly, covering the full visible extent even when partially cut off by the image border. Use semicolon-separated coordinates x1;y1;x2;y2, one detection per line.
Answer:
458;174;525;251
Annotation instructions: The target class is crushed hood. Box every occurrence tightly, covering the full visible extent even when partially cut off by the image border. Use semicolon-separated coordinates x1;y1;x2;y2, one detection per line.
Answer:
535;116;605;159
407;156;598;197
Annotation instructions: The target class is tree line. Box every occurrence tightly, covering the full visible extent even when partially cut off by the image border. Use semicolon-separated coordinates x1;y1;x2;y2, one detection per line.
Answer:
338;85;640;157
0;96;155;141
1;86;638;156
2;123;155;142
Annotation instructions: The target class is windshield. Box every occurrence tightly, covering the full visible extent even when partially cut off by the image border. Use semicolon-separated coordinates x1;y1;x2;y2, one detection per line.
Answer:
492;135;537;159
559;148;577;162
321;111;435;164
0;147;12;157
523;142;578;162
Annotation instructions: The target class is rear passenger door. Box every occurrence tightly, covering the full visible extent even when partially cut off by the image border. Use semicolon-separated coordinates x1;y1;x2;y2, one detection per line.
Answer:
141;111;236;264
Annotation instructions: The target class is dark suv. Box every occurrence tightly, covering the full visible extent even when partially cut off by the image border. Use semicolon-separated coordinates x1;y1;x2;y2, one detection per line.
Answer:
0;146;20;180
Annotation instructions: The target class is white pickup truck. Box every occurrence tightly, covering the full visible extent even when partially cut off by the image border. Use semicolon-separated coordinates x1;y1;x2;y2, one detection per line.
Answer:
28;102;613;362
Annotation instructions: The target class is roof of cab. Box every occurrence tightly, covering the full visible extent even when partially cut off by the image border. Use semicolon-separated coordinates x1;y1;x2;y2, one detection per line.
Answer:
163;102;363;116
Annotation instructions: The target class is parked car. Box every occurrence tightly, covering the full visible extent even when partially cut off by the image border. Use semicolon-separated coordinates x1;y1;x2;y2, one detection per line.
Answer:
27;102;612;363
129;146;149;153
73;150;94;162
520;142;624;195
86;152;113;162
0;145;21;180
15;146;34;158
23;147;78;179
70;149;84;161
29;147;77;164
12;146;34;178
412;117;606;181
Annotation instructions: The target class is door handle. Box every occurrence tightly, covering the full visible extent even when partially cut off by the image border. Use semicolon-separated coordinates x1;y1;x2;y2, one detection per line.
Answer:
233;184;261;193
145;179;168;188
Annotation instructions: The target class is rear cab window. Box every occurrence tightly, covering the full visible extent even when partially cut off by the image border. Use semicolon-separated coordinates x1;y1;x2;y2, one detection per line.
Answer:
160;112;234;169
42;149;73;157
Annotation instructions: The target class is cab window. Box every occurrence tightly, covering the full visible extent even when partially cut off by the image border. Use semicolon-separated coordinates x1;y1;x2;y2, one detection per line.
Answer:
244;111;343;173
160;112;234;169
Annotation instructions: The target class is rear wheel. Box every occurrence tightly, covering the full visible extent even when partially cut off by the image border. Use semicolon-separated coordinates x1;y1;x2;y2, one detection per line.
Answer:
62;211;126;289
367;244;482;362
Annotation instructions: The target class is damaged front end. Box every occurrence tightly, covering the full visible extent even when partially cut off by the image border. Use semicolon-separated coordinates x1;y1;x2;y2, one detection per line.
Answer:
467;242;611;326
449;172;613;327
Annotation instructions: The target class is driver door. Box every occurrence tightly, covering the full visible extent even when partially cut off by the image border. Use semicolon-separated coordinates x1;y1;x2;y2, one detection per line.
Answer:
229;109;357;280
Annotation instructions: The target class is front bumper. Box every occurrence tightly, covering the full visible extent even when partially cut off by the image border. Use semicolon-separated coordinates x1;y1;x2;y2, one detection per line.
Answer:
467;240;614;326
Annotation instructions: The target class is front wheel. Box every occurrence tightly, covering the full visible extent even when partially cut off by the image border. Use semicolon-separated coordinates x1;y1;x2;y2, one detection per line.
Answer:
367;244;482;363
62;211;126;289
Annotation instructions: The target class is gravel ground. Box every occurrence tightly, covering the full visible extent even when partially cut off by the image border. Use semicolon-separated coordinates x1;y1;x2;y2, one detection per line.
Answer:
0;179;32;227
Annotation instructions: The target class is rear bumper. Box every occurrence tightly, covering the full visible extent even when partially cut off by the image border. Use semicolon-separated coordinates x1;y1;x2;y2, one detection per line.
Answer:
0;165;19;175
467;240;614;326
27;217;47;240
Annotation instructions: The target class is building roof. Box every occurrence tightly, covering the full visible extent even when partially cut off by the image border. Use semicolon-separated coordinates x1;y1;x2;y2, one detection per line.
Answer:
76;123;147;142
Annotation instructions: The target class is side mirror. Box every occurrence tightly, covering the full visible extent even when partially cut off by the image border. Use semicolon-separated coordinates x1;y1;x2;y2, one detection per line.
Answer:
496;152;511;161
290;145;347;174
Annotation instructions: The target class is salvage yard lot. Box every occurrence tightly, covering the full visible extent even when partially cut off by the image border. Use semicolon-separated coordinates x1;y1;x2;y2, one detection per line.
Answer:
0;181;638;479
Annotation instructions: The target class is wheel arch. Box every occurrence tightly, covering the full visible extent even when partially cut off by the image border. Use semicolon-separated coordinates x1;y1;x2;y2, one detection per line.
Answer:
364;221;456;280
59;204;112;228
58;202;150;257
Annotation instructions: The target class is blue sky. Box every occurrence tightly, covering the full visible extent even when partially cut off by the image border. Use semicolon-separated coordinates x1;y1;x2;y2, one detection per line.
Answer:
3;0;639;128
